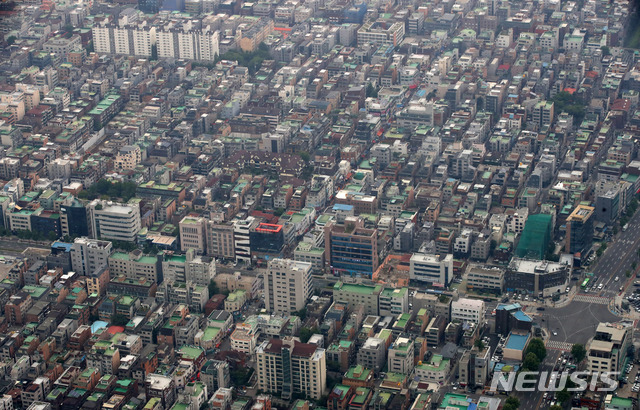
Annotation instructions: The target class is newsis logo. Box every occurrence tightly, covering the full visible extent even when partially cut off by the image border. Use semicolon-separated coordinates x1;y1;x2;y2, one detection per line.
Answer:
489;371;620;393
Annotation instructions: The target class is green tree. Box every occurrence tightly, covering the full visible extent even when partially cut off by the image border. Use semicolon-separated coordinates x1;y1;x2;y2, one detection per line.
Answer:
327;360;341;372
293;307;307;321
550;405;563;410
601;46;611;55
299;151;311;163
503;396;520;410
571;344;586;363
230;367;253;386
6;36;16;46
474;339;485;350
214;43;271;75
298;326;317;343
208;279;219;296
366;83;378;98
522;352;540;371
552;91;586;124
111;313;129;326
525;338;547;362
555;388;571;404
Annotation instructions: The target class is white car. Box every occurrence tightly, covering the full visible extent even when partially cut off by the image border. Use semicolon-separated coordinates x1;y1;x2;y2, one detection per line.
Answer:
552;331;558;336
615;276;619;282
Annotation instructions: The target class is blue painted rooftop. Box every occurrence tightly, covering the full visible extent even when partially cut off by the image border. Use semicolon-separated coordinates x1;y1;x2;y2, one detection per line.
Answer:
333;204;354;211
505;333;529;351
51;241;72;251
513;310;532;322
91;320;108;333
496;302;522;311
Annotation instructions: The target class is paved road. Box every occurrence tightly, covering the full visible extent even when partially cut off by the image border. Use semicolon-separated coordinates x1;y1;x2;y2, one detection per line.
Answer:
518;349;561;410
0;238;49;254
590;206;640;298
544;301;618;347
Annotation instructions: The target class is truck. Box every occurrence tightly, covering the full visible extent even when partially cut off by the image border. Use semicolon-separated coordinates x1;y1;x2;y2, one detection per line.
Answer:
623;223;629;232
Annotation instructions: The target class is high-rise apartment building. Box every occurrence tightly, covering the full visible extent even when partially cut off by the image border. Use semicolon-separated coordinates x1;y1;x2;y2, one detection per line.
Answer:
179;216;208;254
255;339;326;400
565;204;594;256
70;237;113;277
233;217;254;263
264;259;312;314
207;221;235;260
88;200;141;242
324;217;378;277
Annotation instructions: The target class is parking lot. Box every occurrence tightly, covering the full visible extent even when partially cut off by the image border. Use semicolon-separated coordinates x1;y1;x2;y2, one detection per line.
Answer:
617;362;639;398
624;286;640;313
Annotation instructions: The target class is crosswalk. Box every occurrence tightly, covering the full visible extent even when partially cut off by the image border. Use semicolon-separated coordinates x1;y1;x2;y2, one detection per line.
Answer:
573;294;610;305
546;341;572;351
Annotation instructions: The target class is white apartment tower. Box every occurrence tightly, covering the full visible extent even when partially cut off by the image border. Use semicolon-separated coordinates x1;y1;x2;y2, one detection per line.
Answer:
265;258;312;314
88;200;142;242
70;237;113;276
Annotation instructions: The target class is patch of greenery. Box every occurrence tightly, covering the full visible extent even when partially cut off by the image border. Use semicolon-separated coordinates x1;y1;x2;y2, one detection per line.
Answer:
78;179;138;202
552;91;586;124
193;43;271;75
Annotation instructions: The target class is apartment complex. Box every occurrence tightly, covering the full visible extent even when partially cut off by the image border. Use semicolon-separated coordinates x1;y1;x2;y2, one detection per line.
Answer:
93;19;219;61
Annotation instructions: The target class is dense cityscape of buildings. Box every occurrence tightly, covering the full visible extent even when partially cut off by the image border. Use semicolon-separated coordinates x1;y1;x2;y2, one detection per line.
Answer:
0;0;640;408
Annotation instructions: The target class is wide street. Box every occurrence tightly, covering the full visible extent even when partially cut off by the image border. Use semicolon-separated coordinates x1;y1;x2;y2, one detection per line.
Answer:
590;204;640;298
517;349;561;410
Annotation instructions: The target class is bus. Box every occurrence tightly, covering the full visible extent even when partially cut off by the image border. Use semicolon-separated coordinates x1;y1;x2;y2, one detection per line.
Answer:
581;278;590;289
